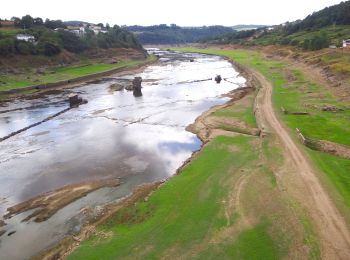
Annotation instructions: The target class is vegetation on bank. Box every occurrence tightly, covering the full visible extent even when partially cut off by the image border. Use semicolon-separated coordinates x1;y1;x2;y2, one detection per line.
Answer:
126;24;234;44
0;55;156;91
200;1;350;51
175;47;350;220
69;75;319;259
0;15;143;57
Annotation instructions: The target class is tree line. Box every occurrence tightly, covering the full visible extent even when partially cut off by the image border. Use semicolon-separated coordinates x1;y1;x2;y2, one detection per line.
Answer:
126;24;234;44
0;15;143;56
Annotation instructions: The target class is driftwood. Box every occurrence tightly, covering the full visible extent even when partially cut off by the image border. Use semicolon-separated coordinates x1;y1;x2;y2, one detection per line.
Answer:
281;107;309;115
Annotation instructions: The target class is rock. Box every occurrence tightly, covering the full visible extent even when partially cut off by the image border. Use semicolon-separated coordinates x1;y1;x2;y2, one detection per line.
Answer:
0;219;5;227
105;58;118;64
132;77;143;97
0;230;5;237
190;59;194;62
215;75;222;84
68;94;88;107
36;68;46;74
7;230;16;236
125;85;134;91
110;83;124;91
321;105;344;112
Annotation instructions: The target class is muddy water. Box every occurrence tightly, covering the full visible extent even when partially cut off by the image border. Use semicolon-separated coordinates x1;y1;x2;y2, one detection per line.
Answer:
0;49;245;259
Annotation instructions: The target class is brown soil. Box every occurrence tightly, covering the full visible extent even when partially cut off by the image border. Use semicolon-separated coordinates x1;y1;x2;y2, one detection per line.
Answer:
0;48;145;70
31;182;162;260
186;86;257;142
317;140;350;159
0;230;5;237
252;69;350;259
4;178;121;223
0;219;5;227
261;46;350;102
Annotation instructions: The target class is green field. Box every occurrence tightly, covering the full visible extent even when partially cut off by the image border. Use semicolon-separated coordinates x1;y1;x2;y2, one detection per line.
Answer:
0;55;156;91
175;47;350;218
70;134;316;259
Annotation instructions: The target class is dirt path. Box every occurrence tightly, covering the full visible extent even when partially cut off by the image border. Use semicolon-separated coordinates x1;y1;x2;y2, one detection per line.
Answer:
253;69;350;259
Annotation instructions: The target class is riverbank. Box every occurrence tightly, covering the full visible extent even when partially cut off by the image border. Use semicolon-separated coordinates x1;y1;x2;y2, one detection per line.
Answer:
50;50;326;259
0;54;157;102
174;47;350;258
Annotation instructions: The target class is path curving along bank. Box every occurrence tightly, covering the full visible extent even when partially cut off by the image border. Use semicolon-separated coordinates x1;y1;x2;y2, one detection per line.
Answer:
252;68;350;259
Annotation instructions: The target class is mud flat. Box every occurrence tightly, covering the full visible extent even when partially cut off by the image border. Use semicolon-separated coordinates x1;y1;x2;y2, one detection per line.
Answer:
4;178;120;223
32;181;162;260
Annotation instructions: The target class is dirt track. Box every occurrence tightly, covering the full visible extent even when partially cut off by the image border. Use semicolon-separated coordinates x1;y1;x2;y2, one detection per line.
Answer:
253;69;350;259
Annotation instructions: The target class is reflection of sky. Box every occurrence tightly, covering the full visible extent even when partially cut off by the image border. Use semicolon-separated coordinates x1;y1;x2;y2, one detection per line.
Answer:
0;50;245;215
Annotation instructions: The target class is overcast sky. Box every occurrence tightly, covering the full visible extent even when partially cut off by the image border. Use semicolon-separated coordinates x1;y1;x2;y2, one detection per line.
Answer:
1;0;344;26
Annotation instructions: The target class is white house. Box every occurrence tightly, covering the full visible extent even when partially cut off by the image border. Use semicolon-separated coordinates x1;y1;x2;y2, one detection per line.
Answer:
343;39;350;48
16;34;35;43
71;27;85;37
89;25;107;34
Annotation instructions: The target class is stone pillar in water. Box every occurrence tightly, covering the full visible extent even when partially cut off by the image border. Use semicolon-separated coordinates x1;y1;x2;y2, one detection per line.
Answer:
215;75;222;84
132;77;143;97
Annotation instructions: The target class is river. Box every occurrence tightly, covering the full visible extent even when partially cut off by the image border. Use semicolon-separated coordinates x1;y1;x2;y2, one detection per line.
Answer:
0;49;245;259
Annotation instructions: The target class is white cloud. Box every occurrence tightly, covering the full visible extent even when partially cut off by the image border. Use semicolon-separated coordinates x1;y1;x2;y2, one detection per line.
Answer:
1;0;343;26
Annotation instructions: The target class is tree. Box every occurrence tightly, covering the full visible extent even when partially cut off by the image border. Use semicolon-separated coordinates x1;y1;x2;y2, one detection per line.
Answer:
0;38;15;55
58;30;85;53
21;15;34;29
33;17;43;26
11;17;21;27
303;32;330;51
44;19;66;29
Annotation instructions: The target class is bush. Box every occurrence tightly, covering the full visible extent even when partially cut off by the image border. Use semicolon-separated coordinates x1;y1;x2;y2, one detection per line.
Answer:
58;30;85;53
15;41;34;55
280;37;291;45
0;38;15;55
44;42;61;56
303;32;330;51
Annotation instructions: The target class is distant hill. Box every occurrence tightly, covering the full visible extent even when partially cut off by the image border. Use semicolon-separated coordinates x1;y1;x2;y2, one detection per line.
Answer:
126;24;234;44
201;1;350;51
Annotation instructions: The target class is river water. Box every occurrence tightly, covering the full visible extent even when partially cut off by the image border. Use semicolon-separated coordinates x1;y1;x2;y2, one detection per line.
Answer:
0;49;245;259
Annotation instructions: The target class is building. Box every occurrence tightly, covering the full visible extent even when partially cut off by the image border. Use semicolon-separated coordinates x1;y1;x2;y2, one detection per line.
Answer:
71;27;85;37
89;25;107;35
343;39;350;48
16;34;35;43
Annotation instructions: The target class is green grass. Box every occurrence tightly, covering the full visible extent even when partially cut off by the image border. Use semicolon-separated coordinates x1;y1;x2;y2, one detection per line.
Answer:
194;221;279;260
174;47;350;220
250;25;350;47
0;55;156;91
212;91;257;128
69;135;287;259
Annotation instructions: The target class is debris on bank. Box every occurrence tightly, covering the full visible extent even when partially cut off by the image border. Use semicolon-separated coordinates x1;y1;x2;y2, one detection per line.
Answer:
68;94;88;107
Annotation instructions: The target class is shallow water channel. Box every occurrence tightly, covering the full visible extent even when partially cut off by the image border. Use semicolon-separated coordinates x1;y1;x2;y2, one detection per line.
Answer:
0;49;245;259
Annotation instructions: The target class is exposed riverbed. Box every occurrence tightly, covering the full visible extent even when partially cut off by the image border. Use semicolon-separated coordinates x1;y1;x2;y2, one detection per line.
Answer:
0;49;245;259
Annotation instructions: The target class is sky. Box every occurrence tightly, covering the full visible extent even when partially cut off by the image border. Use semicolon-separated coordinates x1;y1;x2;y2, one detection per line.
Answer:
1;0;344;27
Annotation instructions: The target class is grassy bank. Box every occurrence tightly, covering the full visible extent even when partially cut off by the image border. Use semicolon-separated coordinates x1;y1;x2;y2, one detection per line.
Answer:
69;84;318;259
0;55;156;91
175;47;350;218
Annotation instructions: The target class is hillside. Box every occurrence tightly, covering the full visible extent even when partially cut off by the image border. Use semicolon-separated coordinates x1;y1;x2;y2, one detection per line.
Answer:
0;15;149;92
126;24;235;44
201;1;350;51
0;15;143;57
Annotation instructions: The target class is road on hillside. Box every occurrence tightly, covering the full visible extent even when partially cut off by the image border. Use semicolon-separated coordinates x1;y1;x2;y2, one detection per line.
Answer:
253;69;350;259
